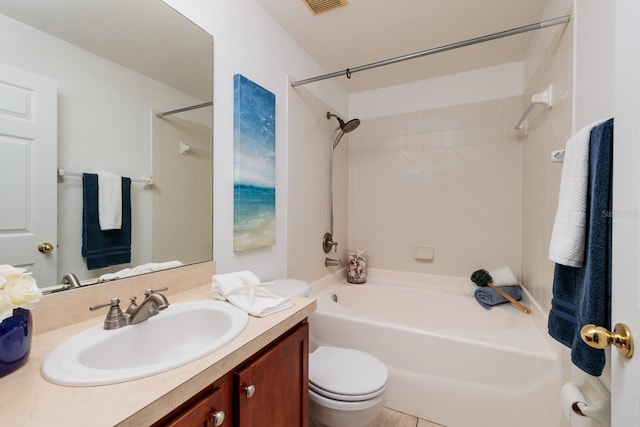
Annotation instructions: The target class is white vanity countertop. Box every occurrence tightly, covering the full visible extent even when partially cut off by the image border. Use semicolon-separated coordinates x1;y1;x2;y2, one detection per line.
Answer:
0;284;316;426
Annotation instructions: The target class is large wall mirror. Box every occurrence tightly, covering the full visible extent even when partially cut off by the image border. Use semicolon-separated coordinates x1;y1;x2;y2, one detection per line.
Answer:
0;0;213;291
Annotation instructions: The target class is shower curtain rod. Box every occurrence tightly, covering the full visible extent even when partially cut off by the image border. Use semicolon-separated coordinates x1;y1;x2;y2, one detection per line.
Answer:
290;15;571;87
156;101;213;117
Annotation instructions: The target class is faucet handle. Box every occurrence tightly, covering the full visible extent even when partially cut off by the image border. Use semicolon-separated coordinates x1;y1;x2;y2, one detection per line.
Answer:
89;297;121;312
125;296;139;315
144;287;168;297
89;298;128;330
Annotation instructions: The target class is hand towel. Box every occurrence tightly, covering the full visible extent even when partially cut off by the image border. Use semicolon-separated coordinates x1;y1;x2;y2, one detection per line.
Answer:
474;285;522;310
463;267;518;296
82;173;132;270
98;172;123;230
211;270;260;300
211;271;292;317
548;118;613;376
549;119;608;267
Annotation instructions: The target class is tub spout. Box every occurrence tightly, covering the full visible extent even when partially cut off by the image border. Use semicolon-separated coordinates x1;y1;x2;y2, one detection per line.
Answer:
325;257;343;267
61;273;82;289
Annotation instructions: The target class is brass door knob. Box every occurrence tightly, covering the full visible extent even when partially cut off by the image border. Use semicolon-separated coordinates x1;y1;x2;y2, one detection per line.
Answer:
580;323;634;358
37;242;54;254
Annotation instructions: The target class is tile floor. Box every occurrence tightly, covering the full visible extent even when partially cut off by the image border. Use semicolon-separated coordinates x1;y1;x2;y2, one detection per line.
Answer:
366;408;445;427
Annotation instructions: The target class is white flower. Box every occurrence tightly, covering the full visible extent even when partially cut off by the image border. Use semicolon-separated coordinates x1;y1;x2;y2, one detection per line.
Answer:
0;264;42;321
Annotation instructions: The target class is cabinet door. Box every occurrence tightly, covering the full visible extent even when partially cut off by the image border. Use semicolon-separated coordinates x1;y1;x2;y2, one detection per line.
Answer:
160;384;231;427
235;322;309;427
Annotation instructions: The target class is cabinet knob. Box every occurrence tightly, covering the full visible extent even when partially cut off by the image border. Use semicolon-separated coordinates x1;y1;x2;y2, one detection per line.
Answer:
244;384;256;398
211;410;225;426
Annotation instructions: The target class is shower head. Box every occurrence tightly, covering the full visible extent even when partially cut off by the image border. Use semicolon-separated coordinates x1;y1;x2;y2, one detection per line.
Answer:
326;112;360;134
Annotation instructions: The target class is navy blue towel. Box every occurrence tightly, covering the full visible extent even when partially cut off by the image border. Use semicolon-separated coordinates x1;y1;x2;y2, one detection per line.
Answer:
82;173;132;270
548;118;613;376
474;285;522;310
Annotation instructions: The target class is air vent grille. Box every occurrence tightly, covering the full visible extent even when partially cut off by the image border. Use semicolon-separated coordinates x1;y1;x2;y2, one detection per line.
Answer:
302;0;348;15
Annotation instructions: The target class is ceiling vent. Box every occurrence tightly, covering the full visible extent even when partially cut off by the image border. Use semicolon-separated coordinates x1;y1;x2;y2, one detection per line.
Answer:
302;0;348;15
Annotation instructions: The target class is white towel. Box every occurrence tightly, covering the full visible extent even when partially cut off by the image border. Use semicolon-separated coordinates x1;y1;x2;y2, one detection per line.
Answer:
548;119;607;267
211;271;293;317
463;267;519;295
97;172;122;230
98;260;183;282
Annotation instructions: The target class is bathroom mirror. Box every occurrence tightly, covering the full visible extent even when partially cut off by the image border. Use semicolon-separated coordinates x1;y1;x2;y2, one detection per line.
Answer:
0;0;213;290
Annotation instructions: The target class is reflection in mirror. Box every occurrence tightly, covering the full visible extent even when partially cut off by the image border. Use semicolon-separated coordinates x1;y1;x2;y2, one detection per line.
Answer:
0;0;213;291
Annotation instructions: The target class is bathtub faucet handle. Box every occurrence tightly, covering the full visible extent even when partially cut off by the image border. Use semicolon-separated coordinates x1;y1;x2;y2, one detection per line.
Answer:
323;232;339;253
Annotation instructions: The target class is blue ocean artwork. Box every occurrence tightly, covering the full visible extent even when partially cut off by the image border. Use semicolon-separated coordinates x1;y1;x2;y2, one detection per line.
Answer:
233;74;276;251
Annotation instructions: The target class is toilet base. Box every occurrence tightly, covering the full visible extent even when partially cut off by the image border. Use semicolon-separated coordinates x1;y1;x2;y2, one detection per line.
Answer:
308;390;386;427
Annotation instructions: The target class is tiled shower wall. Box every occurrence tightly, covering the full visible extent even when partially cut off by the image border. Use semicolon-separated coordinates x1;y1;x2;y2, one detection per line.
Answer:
521;18;572;312
287;85;349;283
348;97;524;278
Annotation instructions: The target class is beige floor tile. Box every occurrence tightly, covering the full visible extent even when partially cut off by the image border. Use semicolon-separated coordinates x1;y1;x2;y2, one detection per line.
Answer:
367;407;418;427
417;418;446;427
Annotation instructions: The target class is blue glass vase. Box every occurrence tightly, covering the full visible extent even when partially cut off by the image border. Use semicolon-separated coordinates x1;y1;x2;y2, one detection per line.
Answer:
0;308;32;378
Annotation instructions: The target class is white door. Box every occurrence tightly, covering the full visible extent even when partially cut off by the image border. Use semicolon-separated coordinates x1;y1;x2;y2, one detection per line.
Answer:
611;1;640;425
0;63;57;285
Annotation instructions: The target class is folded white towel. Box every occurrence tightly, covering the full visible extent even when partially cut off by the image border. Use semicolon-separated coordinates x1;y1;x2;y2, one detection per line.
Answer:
548;119;607;267
98;172;122;230
463;267;519;295
211;271;292;317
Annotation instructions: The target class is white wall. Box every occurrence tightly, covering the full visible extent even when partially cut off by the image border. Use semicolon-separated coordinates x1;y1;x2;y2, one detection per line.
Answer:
0;13;205;283
572;1;615;131
164;0;349;281
350;62;524;119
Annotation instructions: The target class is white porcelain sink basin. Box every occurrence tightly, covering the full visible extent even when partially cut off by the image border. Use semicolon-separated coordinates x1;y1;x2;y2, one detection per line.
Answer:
41;300;249;386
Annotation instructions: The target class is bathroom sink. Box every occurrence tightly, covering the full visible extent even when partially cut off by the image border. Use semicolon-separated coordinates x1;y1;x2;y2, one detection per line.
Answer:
41;300;249;386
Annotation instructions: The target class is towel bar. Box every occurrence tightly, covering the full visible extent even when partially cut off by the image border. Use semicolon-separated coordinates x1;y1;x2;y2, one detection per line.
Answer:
57;168;153;189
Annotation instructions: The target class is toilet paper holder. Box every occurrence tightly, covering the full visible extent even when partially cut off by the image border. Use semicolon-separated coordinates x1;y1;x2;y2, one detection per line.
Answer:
572;399;609;425
562;381;611;426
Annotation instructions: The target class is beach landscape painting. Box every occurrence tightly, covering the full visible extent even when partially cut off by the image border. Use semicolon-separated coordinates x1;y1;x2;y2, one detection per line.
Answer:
233;74;276;251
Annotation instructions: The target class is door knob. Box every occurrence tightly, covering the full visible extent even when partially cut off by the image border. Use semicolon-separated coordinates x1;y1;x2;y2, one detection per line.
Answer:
580;323;634;358
38;242;54;254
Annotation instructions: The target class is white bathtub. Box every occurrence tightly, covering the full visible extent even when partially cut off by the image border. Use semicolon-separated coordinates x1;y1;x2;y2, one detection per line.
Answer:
309;269;563;427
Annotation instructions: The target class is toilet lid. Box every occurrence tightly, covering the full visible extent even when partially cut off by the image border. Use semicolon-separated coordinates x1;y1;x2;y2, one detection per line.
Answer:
268;279;310;297
309;346;388;400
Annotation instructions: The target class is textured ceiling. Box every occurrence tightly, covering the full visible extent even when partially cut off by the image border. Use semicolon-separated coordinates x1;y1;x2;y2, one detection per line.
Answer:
0;0;213;100
256;0;550;93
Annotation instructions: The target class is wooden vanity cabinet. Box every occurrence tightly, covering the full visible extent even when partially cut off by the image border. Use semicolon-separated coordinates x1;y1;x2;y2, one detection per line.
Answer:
235;321;308;427
152;377;233;427
154;320;308;427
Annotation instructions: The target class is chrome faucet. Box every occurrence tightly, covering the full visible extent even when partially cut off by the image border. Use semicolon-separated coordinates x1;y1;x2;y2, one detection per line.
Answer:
61;273;82;289
90;287;170;330
127;288;170;324
325;257;343;267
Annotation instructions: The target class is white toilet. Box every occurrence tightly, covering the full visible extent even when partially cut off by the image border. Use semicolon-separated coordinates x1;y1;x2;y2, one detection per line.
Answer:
270;279;388;427
308;346;388;427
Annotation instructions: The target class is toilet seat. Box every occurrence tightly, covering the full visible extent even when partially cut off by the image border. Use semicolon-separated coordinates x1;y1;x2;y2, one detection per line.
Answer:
309;346;388;402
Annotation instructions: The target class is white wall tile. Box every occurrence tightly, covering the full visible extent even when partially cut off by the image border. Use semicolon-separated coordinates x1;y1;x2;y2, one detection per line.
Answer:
521;17;572;309
348;97;523;277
